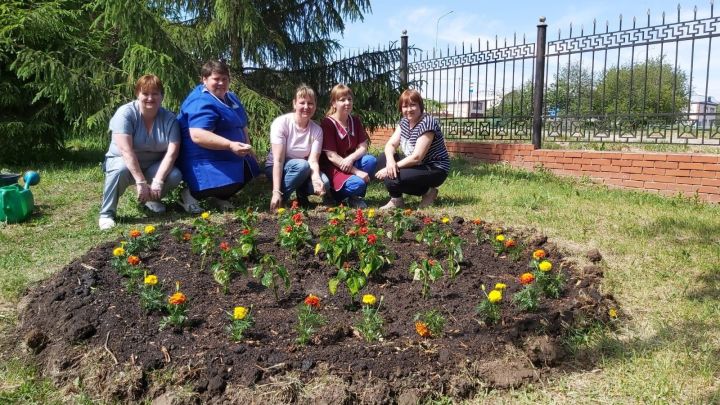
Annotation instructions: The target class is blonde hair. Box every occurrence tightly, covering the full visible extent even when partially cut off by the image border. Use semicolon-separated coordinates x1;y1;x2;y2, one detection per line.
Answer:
325;84;353;116
294;84;316;103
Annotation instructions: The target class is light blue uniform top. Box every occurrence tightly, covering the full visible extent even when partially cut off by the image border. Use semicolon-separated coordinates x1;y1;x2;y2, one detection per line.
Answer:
106;101;180;168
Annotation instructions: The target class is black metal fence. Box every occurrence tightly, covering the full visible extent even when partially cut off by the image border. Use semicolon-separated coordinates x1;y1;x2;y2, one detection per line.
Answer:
401;3;720;146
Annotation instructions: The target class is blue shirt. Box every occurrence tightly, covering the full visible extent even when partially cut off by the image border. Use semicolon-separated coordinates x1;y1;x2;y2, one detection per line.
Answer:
177;85;260;192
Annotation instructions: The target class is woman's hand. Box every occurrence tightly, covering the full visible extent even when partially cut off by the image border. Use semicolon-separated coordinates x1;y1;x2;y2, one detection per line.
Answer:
149;178;164;201
229;141;253;157
270;193;283;211
339;156;354;173
355;170;370;183
136;182;151;203
312;176;326;196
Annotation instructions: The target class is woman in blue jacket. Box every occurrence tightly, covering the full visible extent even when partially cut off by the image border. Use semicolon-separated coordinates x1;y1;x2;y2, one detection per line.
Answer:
176;60;260;210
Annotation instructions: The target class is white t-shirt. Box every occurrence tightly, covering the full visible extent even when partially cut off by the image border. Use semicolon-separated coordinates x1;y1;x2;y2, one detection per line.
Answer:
264;113;323;166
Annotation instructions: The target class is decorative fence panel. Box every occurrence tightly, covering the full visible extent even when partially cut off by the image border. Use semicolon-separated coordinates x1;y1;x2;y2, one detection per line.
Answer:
400;3;720;146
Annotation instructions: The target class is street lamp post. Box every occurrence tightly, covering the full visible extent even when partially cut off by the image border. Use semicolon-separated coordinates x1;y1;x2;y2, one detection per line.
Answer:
435;10;454;55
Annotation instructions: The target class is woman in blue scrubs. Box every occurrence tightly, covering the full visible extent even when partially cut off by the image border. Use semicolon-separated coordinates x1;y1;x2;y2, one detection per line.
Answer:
177;60;260;210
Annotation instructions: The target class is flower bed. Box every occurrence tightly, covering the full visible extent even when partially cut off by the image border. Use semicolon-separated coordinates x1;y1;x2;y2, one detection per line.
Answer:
15;206;616;403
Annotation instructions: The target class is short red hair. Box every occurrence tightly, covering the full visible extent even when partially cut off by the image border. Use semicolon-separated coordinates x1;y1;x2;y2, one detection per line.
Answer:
134;74;164;96
398;89;424;113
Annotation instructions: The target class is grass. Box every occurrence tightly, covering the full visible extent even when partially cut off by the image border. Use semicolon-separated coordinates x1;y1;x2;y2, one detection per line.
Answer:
1;147;720;403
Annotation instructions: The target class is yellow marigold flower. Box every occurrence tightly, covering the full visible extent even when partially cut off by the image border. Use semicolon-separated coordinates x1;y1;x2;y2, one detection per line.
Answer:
234;306;248;320
608;308;618;318
113;247;125;257
144;225;156;234
362;294;377;305
495;234;505;242
277;208;286;215
201;212;210;220
538;260;553;272
144;274;158;286
494;283;507;290
441;217;450;223
367;208;375;218
487;289;503;304
314;243;321;256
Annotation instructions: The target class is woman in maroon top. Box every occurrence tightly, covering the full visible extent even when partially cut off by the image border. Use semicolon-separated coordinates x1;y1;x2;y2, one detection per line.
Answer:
320;84;377;208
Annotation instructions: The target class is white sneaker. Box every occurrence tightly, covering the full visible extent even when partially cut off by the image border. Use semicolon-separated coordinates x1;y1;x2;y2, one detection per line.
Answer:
145;201;166;213
379;197;405;210
99;217;116;230
180;189;203;214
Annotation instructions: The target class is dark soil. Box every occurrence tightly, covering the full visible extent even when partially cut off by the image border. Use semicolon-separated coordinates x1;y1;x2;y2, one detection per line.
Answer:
14;208;615;404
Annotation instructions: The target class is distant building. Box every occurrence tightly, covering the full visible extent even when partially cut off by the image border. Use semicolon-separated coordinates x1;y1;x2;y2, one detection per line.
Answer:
689;97;718;129
441;100;488;118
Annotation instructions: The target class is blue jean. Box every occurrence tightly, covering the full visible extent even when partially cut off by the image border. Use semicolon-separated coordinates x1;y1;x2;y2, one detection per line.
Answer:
100;156;182;219
264;158;315;201
328;154;377;202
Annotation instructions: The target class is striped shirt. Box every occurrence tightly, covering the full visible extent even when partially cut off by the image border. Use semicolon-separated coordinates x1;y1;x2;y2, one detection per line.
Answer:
399;113;450;172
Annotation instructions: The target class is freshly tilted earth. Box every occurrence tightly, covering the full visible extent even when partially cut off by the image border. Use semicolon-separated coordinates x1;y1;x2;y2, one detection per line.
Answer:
13;208;614;403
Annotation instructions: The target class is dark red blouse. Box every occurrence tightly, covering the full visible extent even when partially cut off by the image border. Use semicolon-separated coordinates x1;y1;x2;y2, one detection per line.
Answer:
319;115;369;191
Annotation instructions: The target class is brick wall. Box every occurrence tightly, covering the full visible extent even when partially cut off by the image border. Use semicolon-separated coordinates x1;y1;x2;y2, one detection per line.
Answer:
368;128;720;203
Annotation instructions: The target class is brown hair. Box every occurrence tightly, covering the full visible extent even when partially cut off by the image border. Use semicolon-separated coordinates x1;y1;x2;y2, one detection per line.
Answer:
325;84;353;116
200;60;230;79
134;74;164;96
397;89;424;113
294;84;316;103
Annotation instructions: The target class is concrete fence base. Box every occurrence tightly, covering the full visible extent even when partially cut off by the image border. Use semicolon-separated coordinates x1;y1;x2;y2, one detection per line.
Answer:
369;128;720;203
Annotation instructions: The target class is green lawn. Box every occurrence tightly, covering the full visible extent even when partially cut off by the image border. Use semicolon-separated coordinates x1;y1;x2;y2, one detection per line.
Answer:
1;150;719;403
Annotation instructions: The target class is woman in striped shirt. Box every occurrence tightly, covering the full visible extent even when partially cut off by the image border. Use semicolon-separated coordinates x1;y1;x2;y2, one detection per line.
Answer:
375;89;450;209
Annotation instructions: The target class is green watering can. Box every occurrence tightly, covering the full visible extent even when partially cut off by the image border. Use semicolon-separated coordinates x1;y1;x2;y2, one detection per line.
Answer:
0;171;40;223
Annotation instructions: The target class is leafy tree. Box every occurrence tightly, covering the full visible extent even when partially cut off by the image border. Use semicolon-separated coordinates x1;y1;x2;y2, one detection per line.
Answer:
594;57;689;124
0;0;405;161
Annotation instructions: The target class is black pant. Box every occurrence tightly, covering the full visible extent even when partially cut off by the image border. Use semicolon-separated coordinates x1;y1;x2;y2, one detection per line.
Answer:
376;154;448;198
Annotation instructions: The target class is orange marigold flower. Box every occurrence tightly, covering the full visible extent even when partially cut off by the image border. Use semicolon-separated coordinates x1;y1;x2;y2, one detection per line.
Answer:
168;292;187;306
415;321;431;337
403;208;413;216
519;272;535;285
471;218;483;225
504;239;517;248
219;241;230;251
304;294;320;308
182;232;192;241
129;229;141;238
532;249;546;260
367;234;377;245
127;255;140;266
428;259;437;266
241;229;250;235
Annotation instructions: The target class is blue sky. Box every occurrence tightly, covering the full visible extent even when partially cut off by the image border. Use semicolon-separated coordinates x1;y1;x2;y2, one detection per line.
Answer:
334;1;720;100
337;1;712;54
